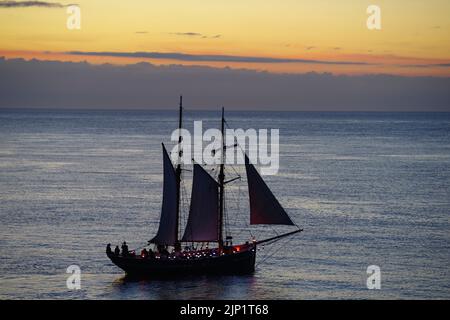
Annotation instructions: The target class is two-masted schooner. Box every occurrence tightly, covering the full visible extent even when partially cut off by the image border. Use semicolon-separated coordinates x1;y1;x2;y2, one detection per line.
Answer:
107;97;302;276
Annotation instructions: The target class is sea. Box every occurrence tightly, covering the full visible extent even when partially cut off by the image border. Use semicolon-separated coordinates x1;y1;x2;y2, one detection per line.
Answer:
0;109;449;300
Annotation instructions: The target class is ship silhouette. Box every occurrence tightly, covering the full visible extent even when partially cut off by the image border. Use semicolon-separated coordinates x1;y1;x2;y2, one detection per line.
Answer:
107;97;302;276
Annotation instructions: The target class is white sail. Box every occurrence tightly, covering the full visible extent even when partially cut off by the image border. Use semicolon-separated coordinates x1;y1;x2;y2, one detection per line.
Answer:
181;164;219;242
245;155;295;225
150;144;178;245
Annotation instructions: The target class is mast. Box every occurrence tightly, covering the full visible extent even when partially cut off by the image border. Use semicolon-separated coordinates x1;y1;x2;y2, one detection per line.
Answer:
218;107;225;248
175;95;182;247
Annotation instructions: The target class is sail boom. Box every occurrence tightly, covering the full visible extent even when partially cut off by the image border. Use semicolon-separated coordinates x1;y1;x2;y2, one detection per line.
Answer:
255;229;303;246
180;240;220;243
224;176;241;184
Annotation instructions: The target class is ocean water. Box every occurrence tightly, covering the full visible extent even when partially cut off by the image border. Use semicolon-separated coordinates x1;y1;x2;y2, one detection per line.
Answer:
0;109;449;300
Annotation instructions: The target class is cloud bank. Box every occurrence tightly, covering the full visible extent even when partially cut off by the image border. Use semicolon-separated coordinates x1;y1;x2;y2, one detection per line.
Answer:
0;57;449;111
0;1;65;8
170;32;222;39
65;51;370;65
171;32;203;37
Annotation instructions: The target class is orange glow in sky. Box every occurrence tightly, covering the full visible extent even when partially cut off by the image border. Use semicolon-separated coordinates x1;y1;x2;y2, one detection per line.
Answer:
0;0;449;76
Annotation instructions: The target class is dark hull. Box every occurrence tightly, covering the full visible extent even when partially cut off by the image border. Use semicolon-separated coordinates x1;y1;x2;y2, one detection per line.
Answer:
108;247;256;277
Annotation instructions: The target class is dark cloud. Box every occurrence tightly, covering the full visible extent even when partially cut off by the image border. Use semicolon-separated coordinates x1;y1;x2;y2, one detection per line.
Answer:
0;1;67;8
171;32;222;39
172;32;203;37
65;51;370;65
1;57;449;111
402;63;450;68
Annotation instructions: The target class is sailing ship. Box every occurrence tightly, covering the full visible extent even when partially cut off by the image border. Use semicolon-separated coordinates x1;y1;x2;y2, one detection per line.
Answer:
107;97;302;276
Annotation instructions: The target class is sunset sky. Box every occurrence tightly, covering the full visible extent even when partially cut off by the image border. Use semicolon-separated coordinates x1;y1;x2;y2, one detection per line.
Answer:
1;0;450;76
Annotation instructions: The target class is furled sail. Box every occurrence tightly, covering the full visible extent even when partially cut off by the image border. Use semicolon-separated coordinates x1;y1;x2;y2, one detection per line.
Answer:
181;164;219;242
245;155;295;225
150;144;178;245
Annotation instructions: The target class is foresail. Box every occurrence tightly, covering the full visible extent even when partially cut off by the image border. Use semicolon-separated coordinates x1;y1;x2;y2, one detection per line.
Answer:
150;144;178;245
181;164;219;242
245;155;295;225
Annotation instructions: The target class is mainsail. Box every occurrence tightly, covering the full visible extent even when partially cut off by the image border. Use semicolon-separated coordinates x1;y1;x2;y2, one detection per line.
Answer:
245;155;295;225
181;164;219;242
150;106;298;249
150;144;178;245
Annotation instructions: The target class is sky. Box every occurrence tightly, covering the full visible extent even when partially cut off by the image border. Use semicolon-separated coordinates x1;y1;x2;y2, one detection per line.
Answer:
0;0;449;110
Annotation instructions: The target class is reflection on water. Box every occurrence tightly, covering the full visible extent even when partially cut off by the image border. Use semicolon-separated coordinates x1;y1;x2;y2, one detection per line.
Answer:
109;274;257;300
0;110;449;299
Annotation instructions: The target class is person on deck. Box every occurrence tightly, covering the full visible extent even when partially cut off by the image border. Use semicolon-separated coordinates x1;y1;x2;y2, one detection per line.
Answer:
106;243;112;255
114;245;120;256
121;241;129;256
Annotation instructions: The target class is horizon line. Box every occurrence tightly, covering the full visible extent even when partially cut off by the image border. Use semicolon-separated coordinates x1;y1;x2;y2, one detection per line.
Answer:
2;107;450;113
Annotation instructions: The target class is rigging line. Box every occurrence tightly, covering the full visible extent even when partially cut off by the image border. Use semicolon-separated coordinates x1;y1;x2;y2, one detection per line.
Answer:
223;118;254;240
224;119;253;171
223;123;242;180
228;165;241;184
230;186;246;226
255;232;297;269
227;187;240;239
223;118;241;175
224;150;253;239
257;231;298;257
237;164;254;239
226;166;253;240
239;179;254;239
224;189;231;239
225;180;240;238
211;164;219;181
224;169;244;217
270;226;280;237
